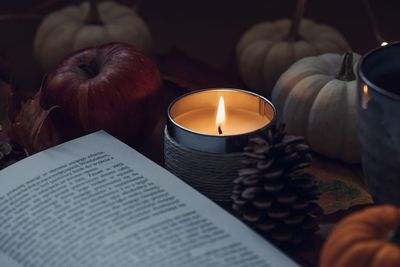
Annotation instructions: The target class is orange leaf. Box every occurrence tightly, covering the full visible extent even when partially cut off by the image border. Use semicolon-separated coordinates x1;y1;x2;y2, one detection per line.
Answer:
10;91;79;154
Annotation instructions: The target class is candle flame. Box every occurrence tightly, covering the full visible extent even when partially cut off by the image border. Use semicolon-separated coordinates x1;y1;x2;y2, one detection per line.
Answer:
381;41;389;46
216;96;225;134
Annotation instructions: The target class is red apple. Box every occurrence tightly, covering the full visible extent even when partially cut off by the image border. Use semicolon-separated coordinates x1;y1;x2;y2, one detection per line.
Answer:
41;42;162;146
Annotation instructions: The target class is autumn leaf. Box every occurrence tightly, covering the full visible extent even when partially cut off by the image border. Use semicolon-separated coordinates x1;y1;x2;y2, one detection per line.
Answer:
10;92;58;154
0;80;12;128
308;157;373;215
0;55;15;129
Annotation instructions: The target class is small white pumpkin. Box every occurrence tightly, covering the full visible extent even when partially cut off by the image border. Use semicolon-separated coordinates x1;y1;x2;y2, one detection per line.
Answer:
34;0;151;72
236;0;350;97
271;52;361;163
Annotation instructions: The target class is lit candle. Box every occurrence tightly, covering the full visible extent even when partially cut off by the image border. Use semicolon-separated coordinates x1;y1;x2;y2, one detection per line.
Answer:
167;89;275;153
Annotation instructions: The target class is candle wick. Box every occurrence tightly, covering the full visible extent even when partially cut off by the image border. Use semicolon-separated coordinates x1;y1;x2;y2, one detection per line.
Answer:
218;125;223;135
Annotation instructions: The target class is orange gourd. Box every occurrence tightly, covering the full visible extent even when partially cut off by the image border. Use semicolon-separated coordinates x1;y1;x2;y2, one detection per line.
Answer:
320;205;400;267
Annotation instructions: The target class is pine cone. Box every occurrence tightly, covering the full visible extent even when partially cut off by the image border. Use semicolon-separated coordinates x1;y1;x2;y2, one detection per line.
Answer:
0;124;27;170
232;123;322;246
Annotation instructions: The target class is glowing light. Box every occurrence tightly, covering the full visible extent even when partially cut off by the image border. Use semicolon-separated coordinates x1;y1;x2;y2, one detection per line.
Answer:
362;85;370;109
363;85;368;95
381;41;389;46
216;96;225;134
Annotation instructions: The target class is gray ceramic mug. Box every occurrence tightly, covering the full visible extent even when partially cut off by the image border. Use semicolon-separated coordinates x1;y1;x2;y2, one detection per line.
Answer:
358;42;400;205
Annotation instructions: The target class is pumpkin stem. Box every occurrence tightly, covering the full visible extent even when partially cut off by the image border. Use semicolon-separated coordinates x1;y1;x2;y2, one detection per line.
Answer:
336;52;356;81
389;226;400;245
84;0;103;25
286;0;307;42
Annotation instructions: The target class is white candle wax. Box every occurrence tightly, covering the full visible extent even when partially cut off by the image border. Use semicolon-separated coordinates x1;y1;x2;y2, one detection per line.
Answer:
174;108;269;135
168;89;275;152
169;89;274;138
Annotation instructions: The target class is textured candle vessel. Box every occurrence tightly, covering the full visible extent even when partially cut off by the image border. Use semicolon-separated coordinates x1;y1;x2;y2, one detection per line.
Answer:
164;89;275;203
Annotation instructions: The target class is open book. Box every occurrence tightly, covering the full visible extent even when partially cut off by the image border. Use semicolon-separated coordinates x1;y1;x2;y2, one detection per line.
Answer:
0;131;298;267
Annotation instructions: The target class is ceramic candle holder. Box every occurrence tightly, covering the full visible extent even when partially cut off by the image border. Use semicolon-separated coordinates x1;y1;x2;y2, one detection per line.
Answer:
164;88;275;203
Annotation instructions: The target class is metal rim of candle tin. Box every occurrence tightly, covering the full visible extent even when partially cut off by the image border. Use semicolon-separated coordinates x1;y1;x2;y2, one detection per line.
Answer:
167;88;276;154
358;41;400;101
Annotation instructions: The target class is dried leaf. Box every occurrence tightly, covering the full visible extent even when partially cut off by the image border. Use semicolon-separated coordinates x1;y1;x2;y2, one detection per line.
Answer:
0;55;14;128
11;91;64;154
0;80;12;128
0;54;22;129
307;157;373;214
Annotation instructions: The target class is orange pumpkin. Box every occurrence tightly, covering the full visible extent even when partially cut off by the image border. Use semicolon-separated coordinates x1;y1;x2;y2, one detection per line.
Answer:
320;205;400;267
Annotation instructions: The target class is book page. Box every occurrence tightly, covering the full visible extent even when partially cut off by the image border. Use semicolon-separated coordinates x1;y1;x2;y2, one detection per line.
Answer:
0;131;299;267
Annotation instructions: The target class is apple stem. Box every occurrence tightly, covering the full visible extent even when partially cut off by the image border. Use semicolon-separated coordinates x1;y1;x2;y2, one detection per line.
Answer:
79;62;99;79
84;0;103;25
286;0;307;42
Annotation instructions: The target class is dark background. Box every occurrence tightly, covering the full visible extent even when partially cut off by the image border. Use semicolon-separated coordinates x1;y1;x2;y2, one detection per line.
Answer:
0;0;398;95
0;2;393;265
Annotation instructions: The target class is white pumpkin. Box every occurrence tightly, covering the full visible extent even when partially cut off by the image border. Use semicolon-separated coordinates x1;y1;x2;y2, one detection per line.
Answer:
271;52;361;163
34;0;152;72
236;0;350;97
